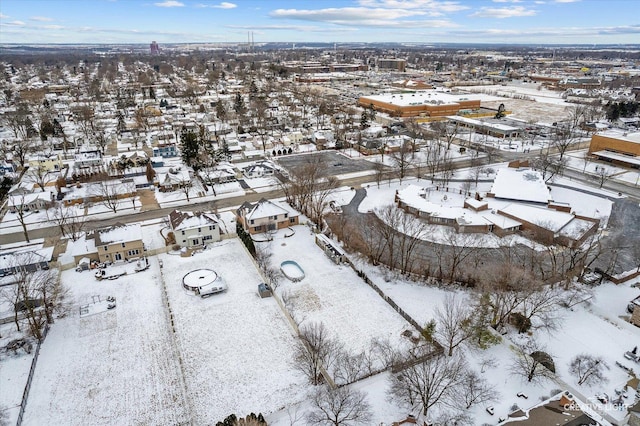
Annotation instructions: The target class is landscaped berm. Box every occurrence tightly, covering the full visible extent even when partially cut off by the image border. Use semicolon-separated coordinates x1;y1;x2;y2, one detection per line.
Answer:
182;268;227;297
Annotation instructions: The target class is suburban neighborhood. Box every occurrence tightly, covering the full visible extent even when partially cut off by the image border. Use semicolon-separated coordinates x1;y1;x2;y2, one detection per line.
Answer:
1;1;640;425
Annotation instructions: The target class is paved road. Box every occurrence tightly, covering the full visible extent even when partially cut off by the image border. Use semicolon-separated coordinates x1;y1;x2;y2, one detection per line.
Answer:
2;158;472;245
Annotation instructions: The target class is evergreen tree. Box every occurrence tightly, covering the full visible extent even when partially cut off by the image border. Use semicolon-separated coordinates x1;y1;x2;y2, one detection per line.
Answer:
52;118;64;137
216;100;227;123
180;128;202;171
234;93;246;117
360;110;369;129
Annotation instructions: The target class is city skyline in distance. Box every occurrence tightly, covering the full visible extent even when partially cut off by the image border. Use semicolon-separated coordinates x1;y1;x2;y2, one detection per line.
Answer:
0;0;639;45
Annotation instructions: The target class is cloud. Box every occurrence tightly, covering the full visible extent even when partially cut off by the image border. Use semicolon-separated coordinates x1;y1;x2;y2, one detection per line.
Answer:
270;7;461;28
30;16;54;22
4;20;26;26
154;0;184;7
271;7;424;25
42;24;65;30
0;13;10;19
492;0;522;2
196;1;237;8
446;24;640;38
554;0;581;2
213;2;237;8
471;6;536;18
357;0;469;15
226;24;358;33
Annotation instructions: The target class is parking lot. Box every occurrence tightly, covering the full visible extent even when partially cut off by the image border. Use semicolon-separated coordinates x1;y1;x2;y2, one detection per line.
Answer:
276;151;378;178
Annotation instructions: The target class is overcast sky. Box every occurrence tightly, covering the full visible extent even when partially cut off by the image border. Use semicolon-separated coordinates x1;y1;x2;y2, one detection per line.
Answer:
0;0;638;45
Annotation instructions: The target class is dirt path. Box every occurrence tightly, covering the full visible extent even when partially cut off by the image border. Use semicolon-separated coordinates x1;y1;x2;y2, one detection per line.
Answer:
138;188;160;212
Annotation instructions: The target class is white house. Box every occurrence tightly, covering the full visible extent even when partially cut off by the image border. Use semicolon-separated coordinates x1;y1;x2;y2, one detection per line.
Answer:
242;160;277;179
168;209;221;248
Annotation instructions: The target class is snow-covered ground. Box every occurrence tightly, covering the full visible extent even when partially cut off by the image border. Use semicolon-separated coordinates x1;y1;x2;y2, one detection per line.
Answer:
22;262;190;426
158;239;309;424
264;228;415;361
564;149;640;187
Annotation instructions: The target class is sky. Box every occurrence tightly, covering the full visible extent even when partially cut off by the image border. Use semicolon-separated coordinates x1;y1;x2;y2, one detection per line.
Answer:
0;0;639;45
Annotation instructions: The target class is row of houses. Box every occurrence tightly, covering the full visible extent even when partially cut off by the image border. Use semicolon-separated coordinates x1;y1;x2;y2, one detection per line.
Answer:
65;197;300;268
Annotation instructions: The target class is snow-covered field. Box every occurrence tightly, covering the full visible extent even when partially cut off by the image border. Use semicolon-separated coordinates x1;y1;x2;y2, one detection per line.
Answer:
158;239;309;424
263;228;415;369
22;262;189;426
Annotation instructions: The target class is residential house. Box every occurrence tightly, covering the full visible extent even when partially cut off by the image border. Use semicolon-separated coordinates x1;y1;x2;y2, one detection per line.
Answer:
168;209;221;248
27;153;63;172
158;169;192;192
0;246;54;277
236;198;299;235
9;191;54;212
200;163;239;185
242;161;277;179
87;223;145;263
0;161;17;175
152;142;179;158
73;152;104;171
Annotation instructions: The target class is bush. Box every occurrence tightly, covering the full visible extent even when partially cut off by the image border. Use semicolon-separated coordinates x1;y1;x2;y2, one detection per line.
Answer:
510;312;532;333
237;223;256;256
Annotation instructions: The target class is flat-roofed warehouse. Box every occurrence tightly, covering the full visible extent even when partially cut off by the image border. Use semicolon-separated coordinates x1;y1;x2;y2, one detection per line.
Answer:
358;90;484;118
588;130;640;168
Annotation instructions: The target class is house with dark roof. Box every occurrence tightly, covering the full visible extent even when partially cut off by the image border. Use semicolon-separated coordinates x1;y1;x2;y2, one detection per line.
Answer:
168;209;220;248
236;198;299;235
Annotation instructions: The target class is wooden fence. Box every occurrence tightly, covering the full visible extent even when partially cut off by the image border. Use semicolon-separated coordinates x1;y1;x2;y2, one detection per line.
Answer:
15;324;50;426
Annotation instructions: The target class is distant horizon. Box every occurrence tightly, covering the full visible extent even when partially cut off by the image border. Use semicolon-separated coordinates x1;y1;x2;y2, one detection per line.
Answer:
1;0;639;45
1;41;639;48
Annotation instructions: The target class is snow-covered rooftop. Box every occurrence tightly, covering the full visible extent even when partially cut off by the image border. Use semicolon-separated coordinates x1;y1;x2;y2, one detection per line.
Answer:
96;224;143;245
597;129;640;144
490;168;551;204
360;90;488;107
499;203;574;232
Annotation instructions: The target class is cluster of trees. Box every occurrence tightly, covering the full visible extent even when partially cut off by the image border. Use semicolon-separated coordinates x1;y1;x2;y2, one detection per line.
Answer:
280;156;339;226
215;413;266;426
180;127;230;177
0;256;69;342
605;100;639;121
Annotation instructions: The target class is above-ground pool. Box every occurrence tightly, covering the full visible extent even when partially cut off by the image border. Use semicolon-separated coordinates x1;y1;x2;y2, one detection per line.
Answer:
182;268;227;296
280;261;305;282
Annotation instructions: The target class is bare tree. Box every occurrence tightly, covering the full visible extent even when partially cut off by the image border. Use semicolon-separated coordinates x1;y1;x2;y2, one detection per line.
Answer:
434;293;473;356
441;229;478;283
254;243;283;290
9;192;32;242
11;262;65;341
594;166;613;188
460;370;498;409
73;103;96;138
531;150;566;183
390;142;413;183
294;322;339;385
91;181;124;213
179;178;193;202
431;120;459;151
280;155;339;226
2;103;37;140
518;283;563;333
569;354;609;386
359;215;387;266
306;386;372;426
510;341;556;384
48;204;85;241
388;353;468;420
27;164;51;192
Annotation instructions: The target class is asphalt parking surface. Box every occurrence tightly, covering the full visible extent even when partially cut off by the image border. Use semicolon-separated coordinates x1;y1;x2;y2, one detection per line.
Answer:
275;151;379;178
